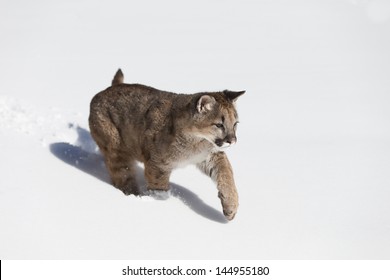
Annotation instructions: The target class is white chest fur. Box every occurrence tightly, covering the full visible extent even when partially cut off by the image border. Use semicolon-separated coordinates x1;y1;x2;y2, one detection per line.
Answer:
176;150;210;168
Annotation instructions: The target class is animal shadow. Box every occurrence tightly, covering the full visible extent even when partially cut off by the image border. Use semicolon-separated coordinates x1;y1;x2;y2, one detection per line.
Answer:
49;125;227;224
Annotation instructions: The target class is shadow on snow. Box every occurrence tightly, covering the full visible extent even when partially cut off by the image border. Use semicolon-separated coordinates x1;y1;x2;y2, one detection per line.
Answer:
50;125;227;224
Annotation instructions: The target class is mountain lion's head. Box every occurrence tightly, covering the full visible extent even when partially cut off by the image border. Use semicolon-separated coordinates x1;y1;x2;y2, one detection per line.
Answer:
191;90;245;149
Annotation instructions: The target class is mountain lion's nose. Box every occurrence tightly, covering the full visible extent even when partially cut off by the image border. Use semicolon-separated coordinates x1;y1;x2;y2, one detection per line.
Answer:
226;136;237;145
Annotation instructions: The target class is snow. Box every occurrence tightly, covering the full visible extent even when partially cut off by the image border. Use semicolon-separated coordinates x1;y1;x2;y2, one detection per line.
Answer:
1;0;390;259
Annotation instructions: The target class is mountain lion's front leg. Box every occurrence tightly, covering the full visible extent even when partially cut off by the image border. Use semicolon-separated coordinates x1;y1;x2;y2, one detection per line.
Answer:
144;161;171;192
197;152;239;220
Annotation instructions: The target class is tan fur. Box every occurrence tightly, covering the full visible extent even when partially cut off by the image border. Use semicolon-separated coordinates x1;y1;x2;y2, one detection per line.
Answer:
89;69;245;220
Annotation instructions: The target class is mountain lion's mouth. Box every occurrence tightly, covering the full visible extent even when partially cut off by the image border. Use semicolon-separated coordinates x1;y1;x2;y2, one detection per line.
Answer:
215;139;234;149
219;143;232;149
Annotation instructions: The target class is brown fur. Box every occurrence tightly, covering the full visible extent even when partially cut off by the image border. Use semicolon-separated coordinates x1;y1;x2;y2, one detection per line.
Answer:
89;69;244;220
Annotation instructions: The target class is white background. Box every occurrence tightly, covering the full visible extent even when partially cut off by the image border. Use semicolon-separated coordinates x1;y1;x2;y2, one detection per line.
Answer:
1;0;390;259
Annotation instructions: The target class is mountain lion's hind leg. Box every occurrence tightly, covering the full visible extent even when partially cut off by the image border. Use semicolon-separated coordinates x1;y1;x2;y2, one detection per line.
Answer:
89;115;139;196
105;152;139;196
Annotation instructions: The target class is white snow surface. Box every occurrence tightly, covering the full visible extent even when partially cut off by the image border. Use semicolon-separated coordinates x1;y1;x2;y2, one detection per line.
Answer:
1;0;390;259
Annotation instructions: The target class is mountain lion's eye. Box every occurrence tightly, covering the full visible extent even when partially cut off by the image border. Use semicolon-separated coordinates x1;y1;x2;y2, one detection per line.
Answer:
215;123;224;129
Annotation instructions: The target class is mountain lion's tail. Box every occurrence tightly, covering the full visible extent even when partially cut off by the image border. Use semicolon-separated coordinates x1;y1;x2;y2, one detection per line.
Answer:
112;69;124;86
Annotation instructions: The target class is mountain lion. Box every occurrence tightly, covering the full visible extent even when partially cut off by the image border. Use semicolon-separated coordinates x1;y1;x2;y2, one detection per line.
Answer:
89;69;245;220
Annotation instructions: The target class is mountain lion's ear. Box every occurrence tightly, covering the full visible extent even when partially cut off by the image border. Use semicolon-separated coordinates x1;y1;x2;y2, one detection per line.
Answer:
223;90;245;102
197;95;215;113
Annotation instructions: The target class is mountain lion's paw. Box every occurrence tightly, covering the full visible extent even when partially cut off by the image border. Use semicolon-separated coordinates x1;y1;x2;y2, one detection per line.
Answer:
219;192;238;221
